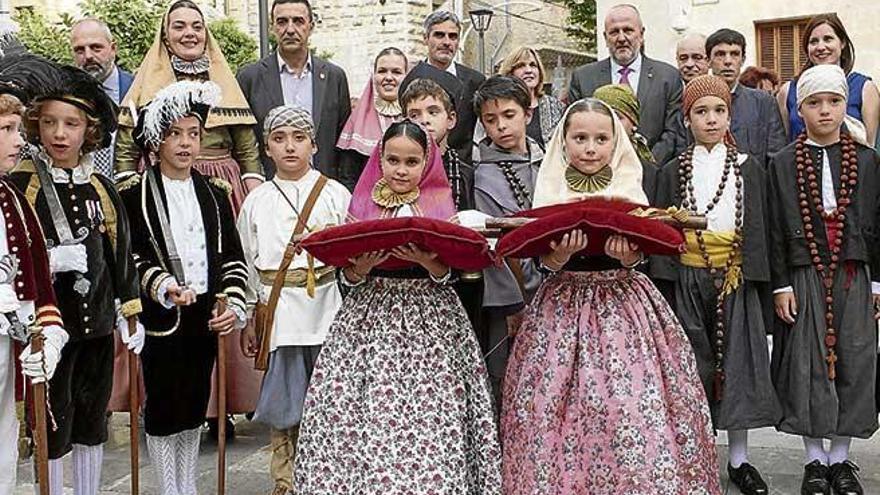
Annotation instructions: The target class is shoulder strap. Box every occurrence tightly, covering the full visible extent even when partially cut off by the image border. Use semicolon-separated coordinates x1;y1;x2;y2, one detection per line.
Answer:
265;174;328;309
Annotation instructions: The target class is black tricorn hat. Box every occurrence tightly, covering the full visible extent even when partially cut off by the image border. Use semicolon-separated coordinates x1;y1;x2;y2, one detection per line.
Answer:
0;53;65;106
47;65;119;149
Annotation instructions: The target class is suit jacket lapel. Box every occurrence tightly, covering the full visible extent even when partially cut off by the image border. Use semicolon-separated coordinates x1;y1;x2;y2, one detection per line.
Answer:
312;57;328;131
637;58;654;105
264;53;285;111
600;58;612;87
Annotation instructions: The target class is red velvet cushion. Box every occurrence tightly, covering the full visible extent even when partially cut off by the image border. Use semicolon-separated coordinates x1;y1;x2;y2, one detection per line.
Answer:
515;197;647;219
497;205;686;259
301;217;494;271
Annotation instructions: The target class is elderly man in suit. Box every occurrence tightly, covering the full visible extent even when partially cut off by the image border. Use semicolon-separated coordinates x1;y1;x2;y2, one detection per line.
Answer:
706;28;785;168
70;17;133;177
676;33;709;84
422;10;485;162
237;0;351;180
569;4;685;165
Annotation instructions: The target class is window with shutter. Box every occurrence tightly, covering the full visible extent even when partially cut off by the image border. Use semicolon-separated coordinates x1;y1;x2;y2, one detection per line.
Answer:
755;15;821;82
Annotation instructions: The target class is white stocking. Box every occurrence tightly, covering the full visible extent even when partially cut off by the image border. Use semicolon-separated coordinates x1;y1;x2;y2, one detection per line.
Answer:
72;443;103;495
147;433;181;495
175;428;201;495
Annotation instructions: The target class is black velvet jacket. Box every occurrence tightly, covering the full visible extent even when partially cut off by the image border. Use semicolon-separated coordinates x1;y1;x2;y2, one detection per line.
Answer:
768;140;880;289
10;160;140;342
118;169;247;337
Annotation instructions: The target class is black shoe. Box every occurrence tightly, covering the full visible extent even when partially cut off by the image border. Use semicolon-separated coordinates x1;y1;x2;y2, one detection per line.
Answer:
207;415;236;442
829;461;863;495
801;460;831;495
728;463;768;495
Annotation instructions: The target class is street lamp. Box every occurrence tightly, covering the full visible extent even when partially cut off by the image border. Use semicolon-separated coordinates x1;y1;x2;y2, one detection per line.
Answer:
469;9;494;75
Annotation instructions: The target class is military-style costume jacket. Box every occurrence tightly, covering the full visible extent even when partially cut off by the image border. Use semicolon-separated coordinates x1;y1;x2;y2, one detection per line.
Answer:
118;168;247;336
9;156;141;339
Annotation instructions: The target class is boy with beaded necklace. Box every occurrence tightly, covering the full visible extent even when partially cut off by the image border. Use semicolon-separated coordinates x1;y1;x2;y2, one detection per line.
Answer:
471;75;544;409
654;74;779;495
768;64;879;495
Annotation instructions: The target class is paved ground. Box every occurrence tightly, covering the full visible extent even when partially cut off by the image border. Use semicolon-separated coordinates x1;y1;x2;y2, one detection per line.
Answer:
15;415;880;494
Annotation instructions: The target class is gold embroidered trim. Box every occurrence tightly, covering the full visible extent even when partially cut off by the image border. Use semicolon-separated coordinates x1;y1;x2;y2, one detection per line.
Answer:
371;178;420;209
565;164;613;193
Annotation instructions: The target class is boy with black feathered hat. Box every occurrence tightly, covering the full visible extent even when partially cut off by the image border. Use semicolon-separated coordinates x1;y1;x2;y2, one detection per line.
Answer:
8;55;142;495
117;79;248;495
0;50;66;494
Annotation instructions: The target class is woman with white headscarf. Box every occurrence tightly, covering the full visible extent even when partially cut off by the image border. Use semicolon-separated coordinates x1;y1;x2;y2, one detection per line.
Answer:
500;98;720;495
768;63;879;495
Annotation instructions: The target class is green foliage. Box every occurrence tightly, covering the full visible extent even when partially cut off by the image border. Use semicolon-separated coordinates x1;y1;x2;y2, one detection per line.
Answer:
208;18;258;72
562;0;597;53
78;0;164;72
12;7;73;64
13;0;259;73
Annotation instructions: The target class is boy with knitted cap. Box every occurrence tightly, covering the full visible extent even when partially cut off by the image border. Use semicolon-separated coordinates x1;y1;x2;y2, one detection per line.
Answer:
768;64;879;495
654;74;779;495
237;105;350;495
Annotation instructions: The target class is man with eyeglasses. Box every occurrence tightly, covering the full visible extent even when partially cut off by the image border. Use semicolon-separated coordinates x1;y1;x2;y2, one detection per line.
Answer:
676;33;709;84
237;0;352;182
418;10;485;163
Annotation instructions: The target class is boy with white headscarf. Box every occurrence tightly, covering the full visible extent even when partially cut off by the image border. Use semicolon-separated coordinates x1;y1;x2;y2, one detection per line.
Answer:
768;64;878;495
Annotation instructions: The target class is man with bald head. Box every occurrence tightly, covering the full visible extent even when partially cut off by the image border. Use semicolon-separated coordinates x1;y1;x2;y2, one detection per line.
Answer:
676;33;709;84
568;3;685;164
70;18;133;177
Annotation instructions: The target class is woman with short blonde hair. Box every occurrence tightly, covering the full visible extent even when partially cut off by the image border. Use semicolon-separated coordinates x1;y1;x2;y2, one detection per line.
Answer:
498;46;564;150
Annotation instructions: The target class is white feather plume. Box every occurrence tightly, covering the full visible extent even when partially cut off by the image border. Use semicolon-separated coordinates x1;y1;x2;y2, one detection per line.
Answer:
139;80;222;149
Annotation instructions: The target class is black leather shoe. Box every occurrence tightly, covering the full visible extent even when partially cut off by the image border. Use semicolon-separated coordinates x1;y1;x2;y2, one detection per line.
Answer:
728;463;768;495
829;461;863;495
801;460;831;495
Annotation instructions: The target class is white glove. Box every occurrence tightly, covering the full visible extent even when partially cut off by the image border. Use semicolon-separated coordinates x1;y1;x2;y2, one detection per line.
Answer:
0;283;21;313
116;315;145;354
0;254;18;283
48;245;88;274
19;326;69;384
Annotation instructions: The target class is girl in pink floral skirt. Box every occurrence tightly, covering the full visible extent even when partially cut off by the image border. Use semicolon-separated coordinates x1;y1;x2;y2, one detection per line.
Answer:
500;98;721;495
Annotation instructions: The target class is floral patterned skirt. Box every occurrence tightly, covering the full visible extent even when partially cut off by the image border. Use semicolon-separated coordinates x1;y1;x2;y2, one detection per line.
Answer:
501;269;720;495
294;277;502;495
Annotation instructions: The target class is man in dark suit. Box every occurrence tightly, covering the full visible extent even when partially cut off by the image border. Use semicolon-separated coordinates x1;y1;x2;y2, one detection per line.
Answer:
70;18;134;177
706;28;786;168
568;4;685;165
422;10;485;162
237;0;351;180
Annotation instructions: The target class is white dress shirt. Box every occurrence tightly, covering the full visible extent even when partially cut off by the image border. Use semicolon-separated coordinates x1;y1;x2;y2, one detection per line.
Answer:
278;52;313;115
610;54;643;96
162;175;209;295
691;143;747;232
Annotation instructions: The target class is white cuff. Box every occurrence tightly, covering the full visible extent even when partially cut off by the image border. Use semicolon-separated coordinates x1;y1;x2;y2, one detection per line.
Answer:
872;281;880;296
156;278;177;309
773;286;794;294
42;325;69;349
240;173;265;182
231;306;247;329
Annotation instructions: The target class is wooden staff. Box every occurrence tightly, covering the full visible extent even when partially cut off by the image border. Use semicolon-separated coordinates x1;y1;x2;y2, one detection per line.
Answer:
484;213;708;233
127;316;140;495
29;329;49;495
214;293;228;495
